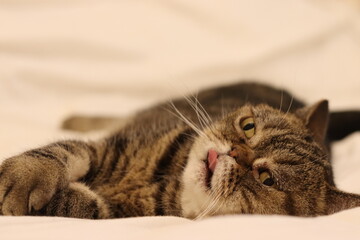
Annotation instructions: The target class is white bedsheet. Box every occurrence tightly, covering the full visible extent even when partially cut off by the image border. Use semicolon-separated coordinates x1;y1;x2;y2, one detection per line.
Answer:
1;0;360;239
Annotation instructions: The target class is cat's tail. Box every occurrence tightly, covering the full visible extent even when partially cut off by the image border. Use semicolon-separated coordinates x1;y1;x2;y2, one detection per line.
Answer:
328;110;360;142
61;115;127;132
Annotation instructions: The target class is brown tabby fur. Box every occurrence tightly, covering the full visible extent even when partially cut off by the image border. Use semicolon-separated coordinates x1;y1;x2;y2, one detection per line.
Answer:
0;82;360;219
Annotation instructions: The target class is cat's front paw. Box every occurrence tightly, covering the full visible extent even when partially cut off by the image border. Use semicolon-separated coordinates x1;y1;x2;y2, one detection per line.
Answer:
0;155;68;216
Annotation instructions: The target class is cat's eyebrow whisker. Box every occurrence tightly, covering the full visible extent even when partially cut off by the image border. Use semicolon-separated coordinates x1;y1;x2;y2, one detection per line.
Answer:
276;95;294;129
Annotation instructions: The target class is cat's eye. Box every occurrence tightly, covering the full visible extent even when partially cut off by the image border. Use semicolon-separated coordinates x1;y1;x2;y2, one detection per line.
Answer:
259;171;274;186
240;117;255;138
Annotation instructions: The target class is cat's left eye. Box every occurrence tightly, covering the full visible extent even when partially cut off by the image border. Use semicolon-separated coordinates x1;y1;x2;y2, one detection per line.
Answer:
240;117;255;138
259;171;274;186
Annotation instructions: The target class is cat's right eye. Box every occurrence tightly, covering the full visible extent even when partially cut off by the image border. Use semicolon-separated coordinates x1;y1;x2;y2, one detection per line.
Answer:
240;117;255;138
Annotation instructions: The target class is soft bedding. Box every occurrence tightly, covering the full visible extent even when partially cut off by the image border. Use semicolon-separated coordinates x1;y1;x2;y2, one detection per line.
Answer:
1;0;360;239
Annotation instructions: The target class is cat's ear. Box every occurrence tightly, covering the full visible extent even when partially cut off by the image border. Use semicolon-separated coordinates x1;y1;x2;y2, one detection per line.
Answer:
325;185;360;214
296;100;329;143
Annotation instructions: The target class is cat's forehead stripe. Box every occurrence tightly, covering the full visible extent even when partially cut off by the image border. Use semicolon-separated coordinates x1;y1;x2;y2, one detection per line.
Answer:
258;133;328;168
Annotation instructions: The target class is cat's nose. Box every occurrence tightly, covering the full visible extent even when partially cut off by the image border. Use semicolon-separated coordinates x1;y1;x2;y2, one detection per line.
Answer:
229;144;255;167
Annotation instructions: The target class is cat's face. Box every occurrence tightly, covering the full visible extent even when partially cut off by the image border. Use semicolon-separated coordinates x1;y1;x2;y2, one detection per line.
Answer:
181;103;334;219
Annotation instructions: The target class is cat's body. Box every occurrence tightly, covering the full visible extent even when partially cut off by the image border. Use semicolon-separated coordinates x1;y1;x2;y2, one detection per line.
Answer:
1;82;360;219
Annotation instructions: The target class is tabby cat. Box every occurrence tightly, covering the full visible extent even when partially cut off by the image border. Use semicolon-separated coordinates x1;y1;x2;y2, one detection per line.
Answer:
1;82;360;219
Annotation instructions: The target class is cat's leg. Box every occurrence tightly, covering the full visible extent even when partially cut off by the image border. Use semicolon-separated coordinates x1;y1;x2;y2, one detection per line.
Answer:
0;140;111;218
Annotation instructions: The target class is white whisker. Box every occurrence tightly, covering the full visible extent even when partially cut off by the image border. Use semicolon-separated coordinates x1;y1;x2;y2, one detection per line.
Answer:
285;96;294;115
184;95;207;130
279;91;284;112
194;181;223;220
276;95;294;128
191;95;213;125
184;95;212;130
166;102;211;141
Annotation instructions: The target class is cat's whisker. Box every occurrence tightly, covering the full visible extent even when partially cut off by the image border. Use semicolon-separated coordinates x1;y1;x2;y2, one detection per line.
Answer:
194;194;214;220
194;182;223;220
185;95;212;127
184;95;212;130
276;95;294;129
194;195;215;220
191;95;213;125
195;198;218;220
166;102;207;139
208;188;224;215
206;188;224;217
181;96;220;144
212;199;225;216
285;96;294;116
184;96;207;130
279;91;284;112
182;93;222;146
171;96;206;134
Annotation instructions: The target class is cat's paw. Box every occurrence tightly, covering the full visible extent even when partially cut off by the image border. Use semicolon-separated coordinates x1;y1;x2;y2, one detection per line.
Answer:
0;155;68;216
42;182;111;219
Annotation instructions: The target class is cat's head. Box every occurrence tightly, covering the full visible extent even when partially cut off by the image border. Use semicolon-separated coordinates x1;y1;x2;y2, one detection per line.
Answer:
181;100;360;219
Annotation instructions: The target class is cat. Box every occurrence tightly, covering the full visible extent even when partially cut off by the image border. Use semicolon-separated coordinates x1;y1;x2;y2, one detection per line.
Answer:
0;82;360;219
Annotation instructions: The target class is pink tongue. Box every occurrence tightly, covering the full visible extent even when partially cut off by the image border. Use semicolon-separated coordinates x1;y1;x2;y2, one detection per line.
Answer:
208;149;218;173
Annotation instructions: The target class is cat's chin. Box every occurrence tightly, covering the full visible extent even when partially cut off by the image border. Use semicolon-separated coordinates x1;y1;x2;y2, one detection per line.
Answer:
180;135;231;218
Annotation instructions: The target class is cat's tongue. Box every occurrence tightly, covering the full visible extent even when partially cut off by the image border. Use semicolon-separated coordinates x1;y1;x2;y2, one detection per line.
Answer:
207;149;218;173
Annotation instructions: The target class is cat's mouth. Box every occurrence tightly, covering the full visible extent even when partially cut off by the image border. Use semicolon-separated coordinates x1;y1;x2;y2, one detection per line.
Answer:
205;149;218;189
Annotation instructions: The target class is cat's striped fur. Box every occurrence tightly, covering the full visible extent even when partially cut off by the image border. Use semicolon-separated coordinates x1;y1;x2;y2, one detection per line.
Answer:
1;82;360;219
